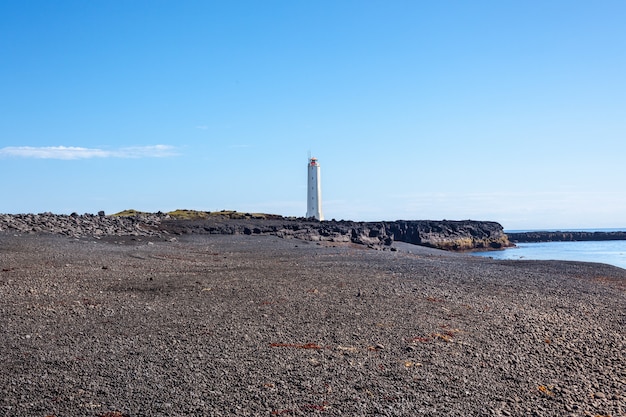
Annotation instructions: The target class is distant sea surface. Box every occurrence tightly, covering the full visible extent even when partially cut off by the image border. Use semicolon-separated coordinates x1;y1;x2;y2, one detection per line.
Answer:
471;229;626;269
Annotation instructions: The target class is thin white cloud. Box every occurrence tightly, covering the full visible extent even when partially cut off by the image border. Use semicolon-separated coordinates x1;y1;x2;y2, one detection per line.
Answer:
109;145;178;158
0;145;177;160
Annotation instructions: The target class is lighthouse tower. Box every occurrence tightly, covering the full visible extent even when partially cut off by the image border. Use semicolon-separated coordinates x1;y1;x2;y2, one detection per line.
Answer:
306;157;324;221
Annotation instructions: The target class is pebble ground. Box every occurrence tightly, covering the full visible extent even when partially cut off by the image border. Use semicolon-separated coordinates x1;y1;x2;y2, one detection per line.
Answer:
0;234;624;416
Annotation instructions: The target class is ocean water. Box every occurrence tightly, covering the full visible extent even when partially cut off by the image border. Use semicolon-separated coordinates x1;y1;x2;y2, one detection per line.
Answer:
471;239;626;269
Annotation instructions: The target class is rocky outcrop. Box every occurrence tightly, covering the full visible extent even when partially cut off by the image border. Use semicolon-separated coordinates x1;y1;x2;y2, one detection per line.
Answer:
509;230;626;243
384;220;511;250
158;218;511;251
0;212;511;251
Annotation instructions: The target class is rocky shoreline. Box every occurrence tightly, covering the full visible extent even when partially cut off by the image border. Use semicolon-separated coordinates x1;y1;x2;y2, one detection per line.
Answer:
0;212;511;251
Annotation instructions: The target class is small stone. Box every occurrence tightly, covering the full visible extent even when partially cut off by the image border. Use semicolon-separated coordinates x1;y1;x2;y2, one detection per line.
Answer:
593;392;606;399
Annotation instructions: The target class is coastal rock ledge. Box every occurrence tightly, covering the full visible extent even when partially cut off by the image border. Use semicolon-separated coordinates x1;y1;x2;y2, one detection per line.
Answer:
159;218;511;250
0;212;511;251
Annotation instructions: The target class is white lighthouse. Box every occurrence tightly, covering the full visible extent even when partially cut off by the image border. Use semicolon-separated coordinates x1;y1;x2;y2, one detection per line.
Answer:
306;157;324;221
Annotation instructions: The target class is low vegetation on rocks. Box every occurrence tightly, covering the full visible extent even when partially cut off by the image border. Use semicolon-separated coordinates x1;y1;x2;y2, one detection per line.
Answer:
113;209;285;220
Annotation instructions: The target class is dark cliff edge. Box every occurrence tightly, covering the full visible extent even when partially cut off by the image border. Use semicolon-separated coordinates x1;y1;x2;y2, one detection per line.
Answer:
159;218;512;251
509;231;626;243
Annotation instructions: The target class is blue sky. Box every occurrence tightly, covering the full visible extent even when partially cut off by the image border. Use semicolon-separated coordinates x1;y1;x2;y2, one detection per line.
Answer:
1;1;625;230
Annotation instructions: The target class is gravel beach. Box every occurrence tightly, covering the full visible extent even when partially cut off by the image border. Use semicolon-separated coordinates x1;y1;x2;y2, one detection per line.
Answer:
0;234;624;416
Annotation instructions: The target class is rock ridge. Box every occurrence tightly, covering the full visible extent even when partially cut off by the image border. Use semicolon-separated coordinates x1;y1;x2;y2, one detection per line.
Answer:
509;230;626;243
0;212;511;251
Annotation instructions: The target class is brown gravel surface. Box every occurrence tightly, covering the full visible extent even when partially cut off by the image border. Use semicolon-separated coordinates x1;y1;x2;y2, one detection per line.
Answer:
0;234;624;417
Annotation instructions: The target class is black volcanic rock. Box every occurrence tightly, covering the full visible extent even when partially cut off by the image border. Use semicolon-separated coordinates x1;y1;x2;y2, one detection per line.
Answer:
384;220;511;250
509;230;626;243
0;212;512;251
0;212;164;238
159;218;511;251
